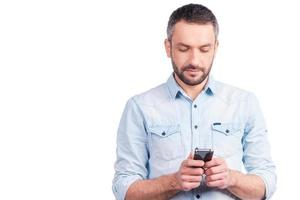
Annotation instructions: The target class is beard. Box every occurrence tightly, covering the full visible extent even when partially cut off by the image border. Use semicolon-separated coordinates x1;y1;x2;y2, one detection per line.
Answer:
171;57;214;86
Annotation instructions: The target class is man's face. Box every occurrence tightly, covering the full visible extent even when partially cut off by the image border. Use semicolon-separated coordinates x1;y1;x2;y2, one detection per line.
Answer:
165;21;218;86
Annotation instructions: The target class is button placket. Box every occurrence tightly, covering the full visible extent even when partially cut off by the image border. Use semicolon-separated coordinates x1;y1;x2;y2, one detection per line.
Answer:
191;101;200;151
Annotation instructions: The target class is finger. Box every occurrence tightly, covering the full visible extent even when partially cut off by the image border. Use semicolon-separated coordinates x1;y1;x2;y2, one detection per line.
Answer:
184;159;204;168
206;172;227;182
188;152;193;159
181;181;201;191
205;165;227;176
181;175;202;182
206;179;225;188
182;167;204;176
204;158;224;168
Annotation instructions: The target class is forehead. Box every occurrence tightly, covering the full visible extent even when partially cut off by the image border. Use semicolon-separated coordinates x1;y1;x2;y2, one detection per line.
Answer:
171;20;216;46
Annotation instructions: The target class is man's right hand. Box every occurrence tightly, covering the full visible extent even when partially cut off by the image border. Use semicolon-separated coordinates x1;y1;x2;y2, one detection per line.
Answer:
174;153;205;191
125;153;205;200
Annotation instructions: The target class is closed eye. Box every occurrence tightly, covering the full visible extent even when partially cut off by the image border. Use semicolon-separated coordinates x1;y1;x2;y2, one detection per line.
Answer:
175;43;190;52
178;47;189;52
200;46;211;53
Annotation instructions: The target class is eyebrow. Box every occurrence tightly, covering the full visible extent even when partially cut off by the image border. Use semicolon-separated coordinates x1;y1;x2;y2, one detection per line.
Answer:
176;42;212;48
176;43;190;48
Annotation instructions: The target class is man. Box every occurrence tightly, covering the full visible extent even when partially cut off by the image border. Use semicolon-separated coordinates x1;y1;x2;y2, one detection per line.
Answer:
112;3;276;200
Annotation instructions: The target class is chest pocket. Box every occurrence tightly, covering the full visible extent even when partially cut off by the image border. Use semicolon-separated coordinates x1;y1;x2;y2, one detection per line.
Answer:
211;123;243;158
149;125;183;161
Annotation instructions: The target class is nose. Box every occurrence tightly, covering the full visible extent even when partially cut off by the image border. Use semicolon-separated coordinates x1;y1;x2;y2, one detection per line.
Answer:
189;49;201;67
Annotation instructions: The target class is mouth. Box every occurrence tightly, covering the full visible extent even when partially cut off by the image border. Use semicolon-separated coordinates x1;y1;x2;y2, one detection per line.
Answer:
185;68;200;72
185;68;201;75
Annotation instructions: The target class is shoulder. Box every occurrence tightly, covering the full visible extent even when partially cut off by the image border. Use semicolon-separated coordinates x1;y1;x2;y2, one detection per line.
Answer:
129;82;170;107
213;79;256;104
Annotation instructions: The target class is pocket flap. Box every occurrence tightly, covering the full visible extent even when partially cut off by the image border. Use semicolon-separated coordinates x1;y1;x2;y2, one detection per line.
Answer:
149;125;180;138
211;122;242;135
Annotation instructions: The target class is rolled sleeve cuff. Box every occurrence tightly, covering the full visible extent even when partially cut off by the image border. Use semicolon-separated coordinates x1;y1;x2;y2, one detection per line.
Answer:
112;175;143;200
248;171;277;200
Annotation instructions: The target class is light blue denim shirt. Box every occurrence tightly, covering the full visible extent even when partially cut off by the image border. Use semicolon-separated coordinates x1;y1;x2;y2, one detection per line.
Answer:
112;74;276;200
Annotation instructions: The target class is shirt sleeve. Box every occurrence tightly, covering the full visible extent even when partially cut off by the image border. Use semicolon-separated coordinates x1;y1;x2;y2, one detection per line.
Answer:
112;97;149;200
242;93;277;199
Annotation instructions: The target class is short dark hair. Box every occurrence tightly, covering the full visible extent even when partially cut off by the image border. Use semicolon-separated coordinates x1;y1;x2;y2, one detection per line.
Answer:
167;4;219;40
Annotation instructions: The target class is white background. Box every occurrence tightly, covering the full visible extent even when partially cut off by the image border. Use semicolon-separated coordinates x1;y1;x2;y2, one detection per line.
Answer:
0;0;299;199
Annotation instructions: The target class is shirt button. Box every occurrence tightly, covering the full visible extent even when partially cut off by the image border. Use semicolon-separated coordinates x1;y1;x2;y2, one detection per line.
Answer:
196;194;200;199
194;104;197;108
162;131;166;136
225;129;230;133
194;125;198;129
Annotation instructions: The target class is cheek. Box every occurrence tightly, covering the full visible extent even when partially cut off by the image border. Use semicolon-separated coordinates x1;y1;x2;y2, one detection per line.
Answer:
172;52;188;67
201;53;215;67
206;52;215;62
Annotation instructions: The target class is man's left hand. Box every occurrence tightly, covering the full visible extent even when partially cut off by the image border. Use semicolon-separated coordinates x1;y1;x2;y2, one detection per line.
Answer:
204;158;235;189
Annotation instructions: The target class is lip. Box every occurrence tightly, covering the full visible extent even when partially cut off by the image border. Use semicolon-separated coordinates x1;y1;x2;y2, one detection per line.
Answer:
185;69;200;72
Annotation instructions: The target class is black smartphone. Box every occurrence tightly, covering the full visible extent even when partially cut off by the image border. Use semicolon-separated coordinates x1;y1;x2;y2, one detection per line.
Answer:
193;148;214;162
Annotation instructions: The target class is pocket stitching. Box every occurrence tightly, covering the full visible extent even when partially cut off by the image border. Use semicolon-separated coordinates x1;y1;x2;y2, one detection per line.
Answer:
212;123;242;136
211;123;243;158
148;125;183;161
149;125;180;138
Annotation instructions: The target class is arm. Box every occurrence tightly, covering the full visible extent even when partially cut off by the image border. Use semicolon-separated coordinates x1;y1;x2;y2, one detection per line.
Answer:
204;93;276;200
204;158;265;200
112;98;205;200
112;98;149;200
242;93;277;199
125;154;205;200
125;174;179;200
227;170;265;200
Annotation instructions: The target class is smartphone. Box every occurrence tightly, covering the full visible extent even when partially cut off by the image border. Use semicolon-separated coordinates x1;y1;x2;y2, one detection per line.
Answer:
193;148;214;162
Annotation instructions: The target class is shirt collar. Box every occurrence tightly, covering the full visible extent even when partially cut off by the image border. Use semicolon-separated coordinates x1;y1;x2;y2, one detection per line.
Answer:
166;73;217;99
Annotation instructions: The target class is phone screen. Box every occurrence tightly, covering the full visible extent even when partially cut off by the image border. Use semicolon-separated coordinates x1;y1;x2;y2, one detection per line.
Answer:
194;148;214;162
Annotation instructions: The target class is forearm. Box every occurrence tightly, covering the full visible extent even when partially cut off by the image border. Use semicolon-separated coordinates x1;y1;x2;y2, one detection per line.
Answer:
227;170;265;200
125;173;180;200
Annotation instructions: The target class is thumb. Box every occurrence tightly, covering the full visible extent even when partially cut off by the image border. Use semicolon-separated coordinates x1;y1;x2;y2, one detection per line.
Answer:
188;151;194;159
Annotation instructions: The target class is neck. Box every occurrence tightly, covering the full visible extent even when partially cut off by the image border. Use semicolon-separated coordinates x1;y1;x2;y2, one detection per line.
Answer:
174;74;209;100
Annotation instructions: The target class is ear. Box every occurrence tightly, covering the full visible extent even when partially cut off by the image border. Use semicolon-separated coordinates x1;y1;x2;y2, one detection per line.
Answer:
214;40;219;55
164;39;171;58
